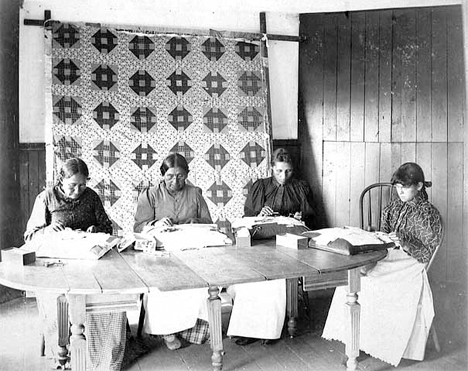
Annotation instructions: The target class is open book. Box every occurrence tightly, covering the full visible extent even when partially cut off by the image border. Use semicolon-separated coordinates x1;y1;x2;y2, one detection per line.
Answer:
25;229;120;260
303;226;394;255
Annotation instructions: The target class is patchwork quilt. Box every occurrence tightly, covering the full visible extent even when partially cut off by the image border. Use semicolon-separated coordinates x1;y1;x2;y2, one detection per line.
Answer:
45;23;272;234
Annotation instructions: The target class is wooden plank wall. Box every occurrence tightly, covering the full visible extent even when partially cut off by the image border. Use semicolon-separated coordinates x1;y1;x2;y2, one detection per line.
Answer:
299;6;465;284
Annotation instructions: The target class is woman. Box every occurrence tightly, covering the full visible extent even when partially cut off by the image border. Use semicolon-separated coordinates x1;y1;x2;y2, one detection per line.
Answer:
24;157;126;370
322;162;443;366
244;147;315;228
227;148;315;345
134;152;212;350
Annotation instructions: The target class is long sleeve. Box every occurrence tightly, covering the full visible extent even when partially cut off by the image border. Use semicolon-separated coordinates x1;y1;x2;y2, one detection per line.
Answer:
244;179;265;216
196;188;213;224
133;188;155;233
92;192;113;234
24;191;50;242
381;197;443;264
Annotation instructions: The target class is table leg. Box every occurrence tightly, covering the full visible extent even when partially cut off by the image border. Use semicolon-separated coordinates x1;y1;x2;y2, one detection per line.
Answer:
286;278;298;337
345;268;361;371
207;286;223;371
67;295;86;371
57;295;69;368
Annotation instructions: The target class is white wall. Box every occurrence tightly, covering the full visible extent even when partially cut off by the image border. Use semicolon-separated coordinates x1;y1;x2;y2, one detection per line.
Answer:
19;0;300;142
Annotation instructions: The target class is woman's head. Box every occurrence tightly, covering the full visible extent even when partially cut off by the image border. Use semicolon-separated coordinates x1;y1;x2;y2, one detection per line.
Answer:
391;162;431;202
160;153;189;193
58;157;89;199
271;148;294;185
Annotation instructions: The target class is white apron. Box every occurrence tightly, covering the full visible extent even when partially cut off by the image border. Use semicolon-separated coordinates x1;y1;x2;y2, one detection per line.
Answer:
322;248;434;366
227;279;286;339
143;288;209;335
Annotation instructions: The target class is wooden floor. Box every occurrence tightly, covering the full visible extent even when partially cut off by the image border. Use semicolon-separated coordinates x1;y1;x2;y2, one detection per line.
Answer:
0;282;466;371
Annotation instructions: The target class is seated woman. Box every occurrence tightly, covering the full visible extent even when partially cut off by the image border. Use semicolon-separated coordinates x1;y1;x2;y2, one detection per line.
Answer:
322;162;443;366
24;157;127;370
228;148;315;345
134;152;212;350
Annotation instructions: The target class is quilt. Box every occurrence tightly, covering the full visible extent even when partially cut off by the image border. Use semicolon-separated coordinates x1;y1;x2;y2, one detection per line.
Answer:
44;23;272;234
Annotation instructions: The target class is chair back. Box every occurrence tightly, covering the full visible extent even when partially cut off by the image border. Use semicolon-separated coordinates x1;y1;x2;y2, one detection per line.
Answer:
359;182;395;232
425;220;444;273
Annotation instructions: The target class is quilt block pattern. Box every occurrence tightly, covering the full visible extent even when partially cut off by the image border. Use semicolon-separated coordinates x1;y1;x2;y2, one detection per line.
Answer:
46;23;272;234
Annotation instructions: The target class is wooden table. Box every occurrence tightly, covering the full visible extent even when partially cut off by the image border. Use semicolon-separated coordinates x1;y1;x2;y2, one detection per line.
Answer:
0;244;386;371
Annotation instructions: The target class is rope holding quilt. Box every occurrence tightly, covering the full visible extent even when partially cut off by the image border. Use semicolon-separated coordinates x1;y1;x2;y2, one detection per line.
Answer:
45;22;272;234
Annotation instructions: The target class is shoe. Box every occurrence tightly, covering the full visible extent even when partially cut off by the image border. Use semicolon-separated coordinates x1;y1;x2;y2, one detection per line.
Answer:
163;334;182;350
261;339;277;345
235;337;259;346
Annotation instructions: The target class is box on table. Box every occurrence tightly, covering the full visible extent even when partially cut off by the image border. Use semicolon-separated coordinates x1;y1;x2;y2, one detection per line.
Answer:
235;228;251;248
276;233;309;250
1;248;36;265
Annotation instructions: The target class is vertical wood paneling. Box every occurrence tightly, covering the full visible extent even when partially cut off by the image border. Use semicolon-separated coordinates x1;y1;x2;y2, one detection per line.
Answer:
416;142;433;201
19;151;30;234
323;142;337;227
336;13;351;142
378;11;393;143
379;142;392;181
400;10;417;142
323;14;338;141
350;12;366;142
334;142;351;227
299;6;465;284
431;8;448;142
416;9;433;142
447;7;465;142
447;143;464;283
391;10;404;143
349;142;366;227
364;11;380;142
431;143;448;282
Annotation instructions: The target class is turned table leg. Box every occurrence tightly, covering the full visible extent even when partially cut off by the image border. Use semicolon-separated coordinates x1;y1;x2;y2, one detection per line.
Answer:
57;295;69;368
286;278;298;337
207;286;223;371
67;295;86;371
345;268;361;371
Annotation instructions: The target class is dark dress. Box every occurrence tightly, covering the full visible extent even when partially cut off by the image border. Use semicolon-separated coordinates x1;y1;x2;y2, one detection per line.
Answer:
24;186;112;242
244;177;315;228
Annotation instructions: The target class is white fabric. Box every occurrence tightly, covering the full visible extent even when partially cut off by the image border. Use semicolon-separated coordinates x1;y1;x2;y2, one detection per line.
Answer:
143;288;209;335
322;248;434;367
227;279;286;339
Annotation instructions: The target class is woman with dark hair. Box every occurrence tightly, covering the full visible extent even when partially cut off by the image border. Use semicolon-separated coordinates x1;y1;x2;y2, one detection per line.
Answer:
134;152;212;350
134;152;212;232
322;162;443;367
244;148;315;228
24;157;126;370
227;148;315;346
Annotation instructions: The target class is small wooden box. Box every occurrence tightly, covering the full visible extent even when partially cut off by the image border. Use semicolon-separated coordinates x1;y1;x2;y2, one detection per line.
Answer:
236;228;251;248
1;248;36;265
276;233;309;250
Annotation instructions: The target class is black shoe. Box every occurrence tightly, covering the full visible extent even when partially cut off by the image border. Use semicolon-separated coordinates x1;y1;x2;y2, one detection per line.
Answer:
235;337;259;346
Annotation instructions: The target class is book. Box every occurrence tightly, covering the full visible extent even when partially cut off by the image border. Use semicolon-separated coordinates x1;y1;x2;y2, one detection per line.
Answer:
303;227;394;256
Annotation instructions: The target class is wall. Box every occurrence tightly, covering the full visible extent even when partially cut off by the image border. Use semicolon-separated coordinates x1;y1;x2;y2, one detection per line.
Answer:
299;6;466;284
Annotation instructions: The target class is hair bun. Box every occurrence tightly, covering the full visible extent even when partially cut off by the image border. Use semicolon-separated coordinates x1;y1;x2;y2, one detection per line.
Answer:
423;181;432;188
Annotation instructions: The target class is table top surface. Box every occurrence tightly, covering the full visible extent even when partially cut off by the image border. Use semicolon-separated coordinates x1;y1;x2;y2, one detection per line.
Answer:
0;241;387;295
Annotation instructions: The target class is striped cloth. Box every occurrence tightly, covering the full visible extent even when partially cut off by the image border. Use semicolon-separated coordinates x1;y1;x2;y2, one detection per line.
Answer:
178;318;210;345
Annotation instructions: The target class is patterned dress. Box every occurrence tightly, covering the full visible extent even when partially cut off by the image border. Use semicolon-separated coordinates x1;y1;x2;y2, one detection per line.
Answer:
323;191;443;366
244;177;315;228
381;192;443;263
25;186;126;371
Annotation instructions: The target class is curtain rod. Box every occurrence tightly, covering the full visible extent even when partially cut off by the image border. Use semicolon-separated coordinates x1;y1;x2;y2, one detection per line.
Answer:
23;10;305;43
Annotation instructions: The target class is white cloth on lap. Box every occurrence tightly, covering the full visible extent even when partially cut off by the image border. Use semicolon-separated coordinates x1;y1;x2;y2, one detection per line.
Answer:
227;279;286;339
322;248;434;366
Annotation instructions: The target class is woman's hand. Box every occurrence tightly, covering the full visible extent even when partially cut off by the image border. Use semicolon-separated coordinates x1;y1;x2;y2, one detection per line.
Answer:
86;225;97;233
186;218;200;224
388;232;401;247
46;221;65;233
150;217;173;227
258;206;275;217
291;211;302;220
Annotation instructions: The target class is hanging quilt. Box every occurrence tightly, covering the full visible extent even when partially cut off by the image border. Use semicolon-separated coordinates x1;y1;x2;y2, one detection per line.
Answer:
45;22;272;234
